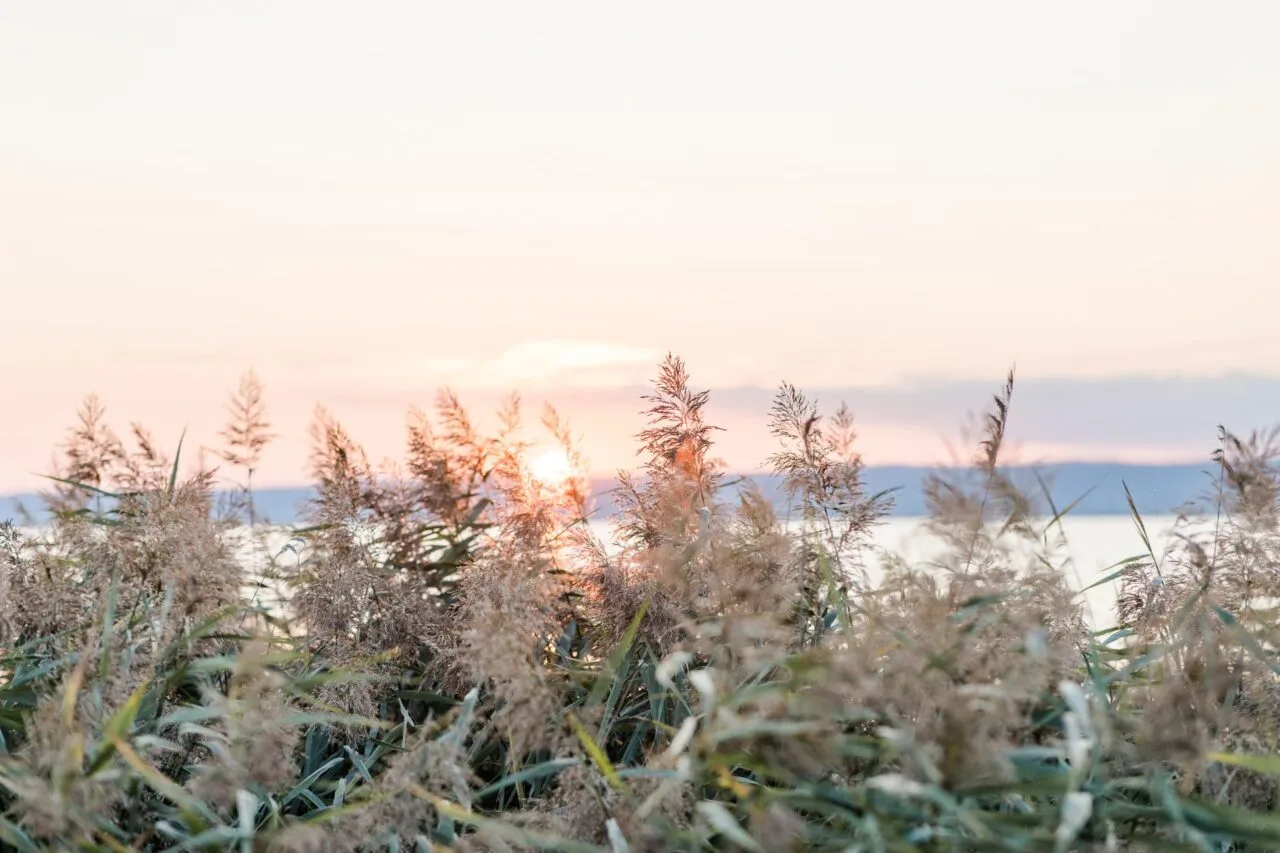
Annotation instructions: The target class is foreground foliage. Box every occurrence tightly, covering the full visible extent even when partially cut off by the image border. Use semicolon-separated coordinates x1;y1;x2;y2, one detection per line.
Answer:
3;360;1280;851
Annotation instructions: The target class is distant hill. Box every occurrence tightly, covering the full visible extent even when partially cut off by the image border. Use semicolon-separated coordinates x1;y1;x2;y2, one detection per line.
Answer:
597;463;1212;519
0;463;1215;526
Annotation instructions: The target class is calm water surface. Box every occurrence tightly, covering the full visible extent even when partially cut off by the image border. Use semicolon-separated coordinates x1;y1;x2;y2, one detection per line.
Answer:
585;514;1187;629
235;515;1189;628
22;515;1187;629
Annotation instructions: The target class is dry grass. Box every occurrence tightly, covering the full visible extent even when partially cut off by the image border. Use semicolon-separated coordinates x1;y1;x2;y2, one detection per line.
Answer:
2;358;1280;851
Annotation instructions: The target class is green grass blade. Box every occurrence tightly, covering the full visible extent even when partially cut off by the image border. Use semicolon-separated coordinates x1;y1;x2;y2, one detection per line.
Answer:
474;758;581;800
167;427;187;498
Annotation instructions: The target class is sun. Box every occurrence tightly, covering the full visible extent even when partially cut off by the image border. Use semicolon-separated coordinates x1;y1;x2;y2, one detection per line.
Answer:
527;446;577;488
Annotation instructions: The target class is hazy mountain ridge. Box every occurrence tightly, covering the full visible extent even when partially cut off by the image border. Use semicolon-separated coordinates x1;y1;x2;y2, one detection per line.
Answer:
0;462;1214;525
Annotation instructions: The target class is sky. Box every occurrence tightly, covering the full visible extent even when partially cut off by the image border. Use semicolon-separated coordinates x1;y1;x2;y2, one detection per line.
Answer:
3;2;1280;490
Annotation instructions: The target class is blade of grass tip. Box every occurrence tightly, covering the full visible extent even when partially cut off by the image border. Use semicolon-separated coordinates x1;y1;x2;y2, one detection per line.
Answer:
1036;469;1094;546
1180;796;1280;847
597;629;644;747
1081;555;1150;594
282;756;346;807
87;679;151;775
62;657;88;728
237;789;258;853
621;717;651;767
1101;628;1135;647
869;486;902;507
302;726;331;776
817;546;853;637
0;817;37;853
462;496;492;529
295;789;327;811
1215;608;1280;676
1034;472;1100;620
103;680;149;742
285;792;391;834
1103;638;1179;689
696;802;765;853
333;776;347;808
605;818;630;853
166;427;187;500
474;757;581;800
1123;481;1162;579
1208;751;1280;777
343;745;376;787
586;599;650;709
1207;426;1231;572
35;474;124;500
567;713;628;796
441;687;480;750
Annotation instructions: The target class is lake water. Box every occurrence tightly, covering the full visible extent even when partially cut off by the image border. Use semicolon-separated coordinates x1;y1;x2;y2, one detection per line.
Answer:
839;514;1181;629
580;514;1183;629
19;514;1187;630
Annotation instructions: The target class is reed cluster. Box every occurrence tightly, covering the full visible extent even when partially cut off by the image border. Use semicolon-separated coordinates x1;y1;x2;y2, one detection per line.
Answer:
2;359;1279;852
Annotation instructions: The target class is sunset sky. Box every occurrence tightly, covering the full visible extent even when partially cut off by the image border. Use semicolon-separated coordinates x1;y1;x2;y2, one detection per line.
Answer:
3;2;1280;491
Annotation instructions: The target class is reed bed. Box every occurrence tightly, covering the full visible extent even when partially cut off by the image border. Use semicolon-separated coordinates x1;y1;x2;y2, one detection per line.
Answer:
2;359;1279;852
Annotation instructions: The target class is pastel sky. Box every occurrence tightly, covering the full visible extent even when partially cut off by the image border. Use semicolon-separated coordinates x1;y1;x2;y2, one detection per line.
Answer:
3;2;1280;490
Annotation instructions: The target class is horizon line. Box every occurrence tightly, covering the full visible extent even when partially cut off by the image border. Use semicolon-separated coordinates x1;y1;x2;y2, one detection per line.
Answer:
0;457;1219;501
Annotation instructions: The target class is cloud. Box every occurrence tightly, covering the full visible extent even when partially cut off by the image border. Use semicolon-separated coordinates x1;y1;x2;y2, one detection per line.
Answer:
380;340;663;391
485;340;661;385
299;371;1279;471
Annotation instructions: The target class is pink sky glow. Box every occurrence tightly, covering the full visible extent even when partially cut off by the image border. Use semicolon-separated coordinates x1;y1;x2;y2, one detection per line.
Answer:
4;3;1280;491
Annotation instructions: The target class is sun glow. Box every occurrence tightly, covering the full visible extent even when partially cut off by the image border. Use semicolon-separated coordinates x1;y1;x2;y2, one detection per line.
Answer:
527;446;577;489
